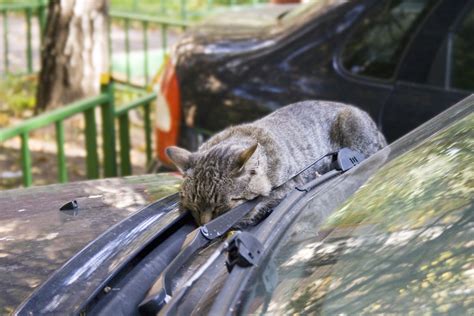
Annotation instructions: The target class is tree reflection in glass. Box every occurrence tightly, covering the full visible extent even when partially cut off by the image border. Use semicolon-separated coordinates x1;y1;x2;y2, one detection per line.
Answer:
245;114;473;315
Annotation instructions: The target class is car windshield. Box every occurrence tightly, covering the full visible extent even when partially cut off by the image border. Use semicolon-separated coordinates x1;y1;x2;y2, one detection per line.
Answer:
239;113;473;314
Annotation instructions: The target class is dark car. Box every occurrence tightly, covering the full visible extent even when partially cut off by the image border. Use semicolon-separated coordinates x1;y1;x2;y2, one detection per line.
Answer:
3;95;472;314
154;0;473;167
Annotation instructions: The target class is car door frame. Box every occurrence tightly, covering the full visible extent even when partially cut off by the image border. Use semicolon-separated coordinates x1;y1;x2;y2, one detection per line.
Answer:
380;0;472;141
332;0;442;129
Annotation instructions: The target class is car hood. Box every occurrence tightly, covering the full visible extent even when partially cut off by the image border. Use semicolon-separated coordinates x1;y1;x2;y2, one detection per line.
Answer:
0;173;181;314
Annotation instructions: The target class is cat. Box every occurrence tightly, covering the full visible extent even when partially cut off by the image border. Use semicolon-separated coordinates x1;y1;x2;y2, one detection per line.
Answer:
166;100;387;227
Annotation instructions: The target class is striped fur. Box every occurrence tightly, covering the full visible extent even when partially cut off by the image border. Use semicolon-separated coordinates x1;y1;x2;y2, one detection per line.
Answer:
167;100;387;226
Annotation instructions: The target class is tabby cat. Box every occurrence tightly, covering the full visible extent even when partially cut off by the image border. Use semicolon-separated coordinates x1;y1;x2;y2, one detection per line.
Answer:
166;100;387;226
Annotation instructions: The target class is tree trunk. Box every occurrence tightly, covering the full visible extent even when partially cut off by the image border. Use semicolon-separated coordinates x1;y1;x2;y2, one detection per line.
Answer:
35;0;109;112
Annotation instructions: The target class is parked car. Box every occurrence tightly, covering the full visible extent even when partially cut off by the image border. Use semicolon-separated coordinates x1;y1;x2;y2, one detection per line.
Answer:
3;95;472;314
154;0;474;167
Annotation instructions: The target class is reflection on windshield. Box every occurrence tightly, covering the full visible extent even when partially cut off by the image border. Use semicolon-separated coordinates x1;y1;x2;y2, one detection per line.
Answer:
243;114;473;314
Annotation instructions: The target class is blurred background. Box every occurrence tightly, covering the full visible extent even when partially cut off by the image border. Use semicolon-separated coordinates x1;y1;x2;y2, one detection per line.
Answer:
0;0;472;190
0;0;299;189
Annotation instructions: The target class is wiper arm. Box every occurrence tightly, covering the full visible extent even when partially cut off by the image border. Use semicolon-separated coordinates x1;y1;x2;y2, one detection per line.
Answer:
139;148;365;314
138;197;261;314
210;148;366;315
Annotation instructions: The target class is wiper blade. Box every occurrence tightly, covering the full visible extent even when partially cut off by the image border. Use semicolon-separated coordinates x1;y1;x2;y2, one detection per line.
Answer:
140;148;365;314
139;197;261;314
210;148;366;315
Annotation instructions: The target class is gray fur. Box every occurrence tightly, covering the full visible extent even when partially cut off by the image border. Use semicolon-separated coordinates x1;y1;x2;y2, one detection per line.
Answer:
166;100;387;226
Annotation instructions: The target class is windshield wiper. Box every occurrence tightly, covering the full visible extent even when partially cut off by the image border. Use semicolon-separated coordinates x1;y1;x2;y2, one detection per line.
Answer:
138;197;261;314
139;148;365;314
210;148;366;315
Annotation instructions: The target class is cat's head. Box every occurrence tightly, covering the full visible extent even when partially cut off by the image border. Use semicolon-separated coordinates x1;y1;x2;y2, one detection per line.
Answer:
166;143;271;225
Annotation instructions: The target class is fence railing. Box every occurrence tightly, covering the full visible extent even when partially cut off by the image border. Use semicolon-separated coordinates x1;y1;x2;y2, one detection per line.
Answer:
0;0;47;75
0;0;269;187
109;11;191;87
1;0;268;82
0;79;157;187
113;0;269;20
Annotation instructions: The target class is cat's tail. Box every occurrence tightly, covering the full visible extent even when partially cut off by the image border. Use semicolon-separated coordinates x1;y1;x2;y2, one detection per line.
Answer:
331;107;387;156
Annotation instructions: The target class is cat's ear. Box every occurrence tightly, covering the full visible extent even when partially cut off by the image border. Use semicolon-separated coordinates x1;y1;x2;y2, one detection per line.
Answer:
166;146;192;173
235;143;258;172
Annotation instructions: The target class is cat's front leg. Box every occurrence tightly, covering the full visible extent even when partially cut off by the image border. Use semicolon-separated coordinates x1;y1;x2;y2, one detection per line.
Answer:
234;197;281;229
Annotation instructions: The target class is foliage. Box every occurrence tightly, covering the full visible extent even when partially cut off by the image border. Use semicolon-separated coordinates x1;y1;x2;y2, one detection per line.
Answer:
0;75;37;122
250;114;474;315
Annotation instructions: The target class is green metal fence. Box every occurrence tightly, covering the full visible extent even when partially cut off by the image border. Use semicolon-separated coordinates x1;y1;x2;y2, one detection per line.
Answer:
1;0;268;82
113;0;268;19
0;0;269;188
0;0;46;75
109;11;191;86
0;80;157;187
108;0;268;85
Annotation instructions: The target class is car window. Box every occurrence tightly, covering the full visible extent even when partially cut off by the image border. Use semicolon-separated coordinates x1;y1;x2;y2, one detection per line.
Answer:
240;113;473;315
341;0;436;80
451;8;474;91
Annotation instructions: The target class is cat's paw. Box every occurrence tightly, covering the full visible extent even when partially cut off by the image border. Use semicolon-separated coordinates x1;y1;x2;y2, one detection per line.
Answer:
233;200;277;229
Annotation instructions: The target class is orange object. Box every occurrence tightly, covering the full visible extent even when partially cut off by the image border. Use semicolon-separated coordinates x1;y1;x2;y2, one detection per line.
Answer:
154;58;181;166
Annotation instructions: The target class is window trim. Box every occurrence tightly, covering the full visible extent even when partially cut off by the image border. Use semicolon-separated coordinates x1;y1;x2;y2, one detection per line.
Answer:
334;0;441;85
446;1;474;92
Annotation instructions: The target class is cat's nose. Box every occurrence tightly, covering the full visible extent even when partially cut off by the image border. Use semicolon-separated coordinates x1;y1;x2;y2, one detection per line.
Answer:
200;212;213;225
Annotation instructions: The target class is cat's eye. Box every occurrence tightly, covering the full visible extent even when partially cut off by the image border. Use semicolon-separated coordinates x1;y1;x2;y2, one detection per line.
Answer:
249;170;257;176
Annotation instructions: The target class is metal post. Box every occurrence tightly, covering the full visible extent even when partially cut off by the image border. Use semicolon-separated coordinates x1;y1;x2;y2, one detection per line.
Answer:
144;102;152;165
37;0;47;36
181;0;187;20
107;15;112;73
143;21;149;86
3;11;9;73
84;108;99;179
100;77;117;177
26;8;33;73
161;25;168;52
55;121;68;183
125;18;131;83
21;133;33;187
160;0;166;15
118;114;132;176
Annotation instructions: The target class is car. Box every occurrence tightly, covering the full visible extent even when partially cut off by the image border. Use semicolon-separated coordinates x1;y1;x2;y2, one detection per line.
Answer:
154;0;474;168
2;95;472;314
